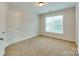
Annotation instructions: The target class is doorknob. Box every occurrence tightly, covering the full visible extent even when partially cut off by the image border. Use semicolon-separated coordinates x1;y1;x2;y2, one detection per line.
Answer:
0;38;3;41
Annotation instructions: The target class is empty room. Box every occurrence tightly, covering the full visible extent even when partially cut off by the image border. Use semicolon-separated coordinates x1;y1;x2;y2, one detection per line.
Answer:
0;2;79;56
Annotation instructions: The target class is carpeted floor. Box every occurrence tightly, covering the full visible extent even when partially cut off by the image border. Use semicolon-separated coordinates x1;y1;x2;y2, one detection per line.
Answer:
5;36;77;56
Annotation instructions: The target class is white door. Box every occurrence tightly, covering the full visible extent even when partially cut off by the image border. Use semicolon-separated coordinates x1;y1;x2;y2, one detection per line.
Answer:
7;10;21;44
0;3;7;56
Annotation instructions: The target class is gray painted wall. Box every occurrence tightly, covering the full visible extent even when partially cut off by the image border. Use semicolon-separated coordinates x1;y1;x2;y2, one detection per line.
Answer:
40;7;76;42
7;5;39;45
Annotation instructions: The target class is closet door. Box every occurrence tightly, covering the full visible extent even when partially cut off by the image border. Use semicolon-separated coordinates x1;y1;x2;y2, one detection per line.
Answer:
7;10;21;44
0;3;7;56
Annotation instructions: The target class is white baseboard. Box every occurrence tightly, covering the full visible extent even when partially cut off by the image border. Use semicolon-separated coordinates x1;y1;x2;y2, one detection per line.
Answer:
41;34;76;42
5;34;39;48
17;34;39;43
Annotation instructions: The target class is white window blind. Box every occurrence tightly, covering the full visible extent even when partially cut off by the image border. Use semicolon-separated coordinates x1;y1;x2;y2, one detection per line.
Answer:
45;15;63;34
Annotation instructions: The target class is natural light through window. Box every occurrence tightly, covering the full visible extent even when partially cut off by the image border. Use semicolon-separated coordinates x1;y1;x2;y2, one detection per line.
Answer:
45;15;63;34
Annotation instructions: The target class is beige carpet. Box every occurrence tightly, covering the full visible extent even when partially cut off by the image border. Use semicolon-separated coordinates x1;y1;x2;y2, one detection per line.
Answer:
5;36;77;56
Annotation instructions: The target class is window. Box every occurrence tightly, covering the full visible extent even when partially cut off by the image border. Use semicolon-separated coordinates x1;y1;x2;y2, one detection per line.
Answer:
45;15;63;34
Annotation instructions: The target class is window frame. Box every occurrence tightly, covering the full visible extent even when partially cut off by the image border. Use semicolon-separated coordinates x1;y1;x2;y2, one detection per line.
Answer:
45;15;64;34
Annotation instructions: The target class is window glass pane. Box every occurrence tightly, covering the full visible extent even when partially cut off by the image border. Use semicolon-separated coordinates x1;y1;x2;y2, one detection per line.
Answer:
45;15;63;34
45;16;54;32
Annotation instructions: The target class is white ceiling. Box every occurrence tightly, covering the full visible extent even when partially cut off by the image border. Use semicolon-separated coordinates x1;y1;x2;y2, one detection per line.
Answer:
7;2;76;14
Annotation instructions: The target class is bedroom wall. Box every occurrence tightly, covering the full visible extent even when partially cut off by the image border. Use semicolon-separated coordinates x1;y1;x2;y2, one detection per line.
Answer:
7;5;39;45
40;7;76;42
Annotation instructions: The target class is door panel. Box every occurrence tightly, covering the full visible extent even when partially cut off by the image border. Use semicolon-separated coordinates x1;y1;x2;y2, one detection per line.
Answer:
0;3;7;56
7;10;21;44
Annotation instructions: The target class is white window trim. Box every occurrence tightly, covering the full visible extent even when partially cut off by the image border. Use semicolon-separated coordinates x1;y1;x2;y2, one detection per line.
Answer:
45;15;63;34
